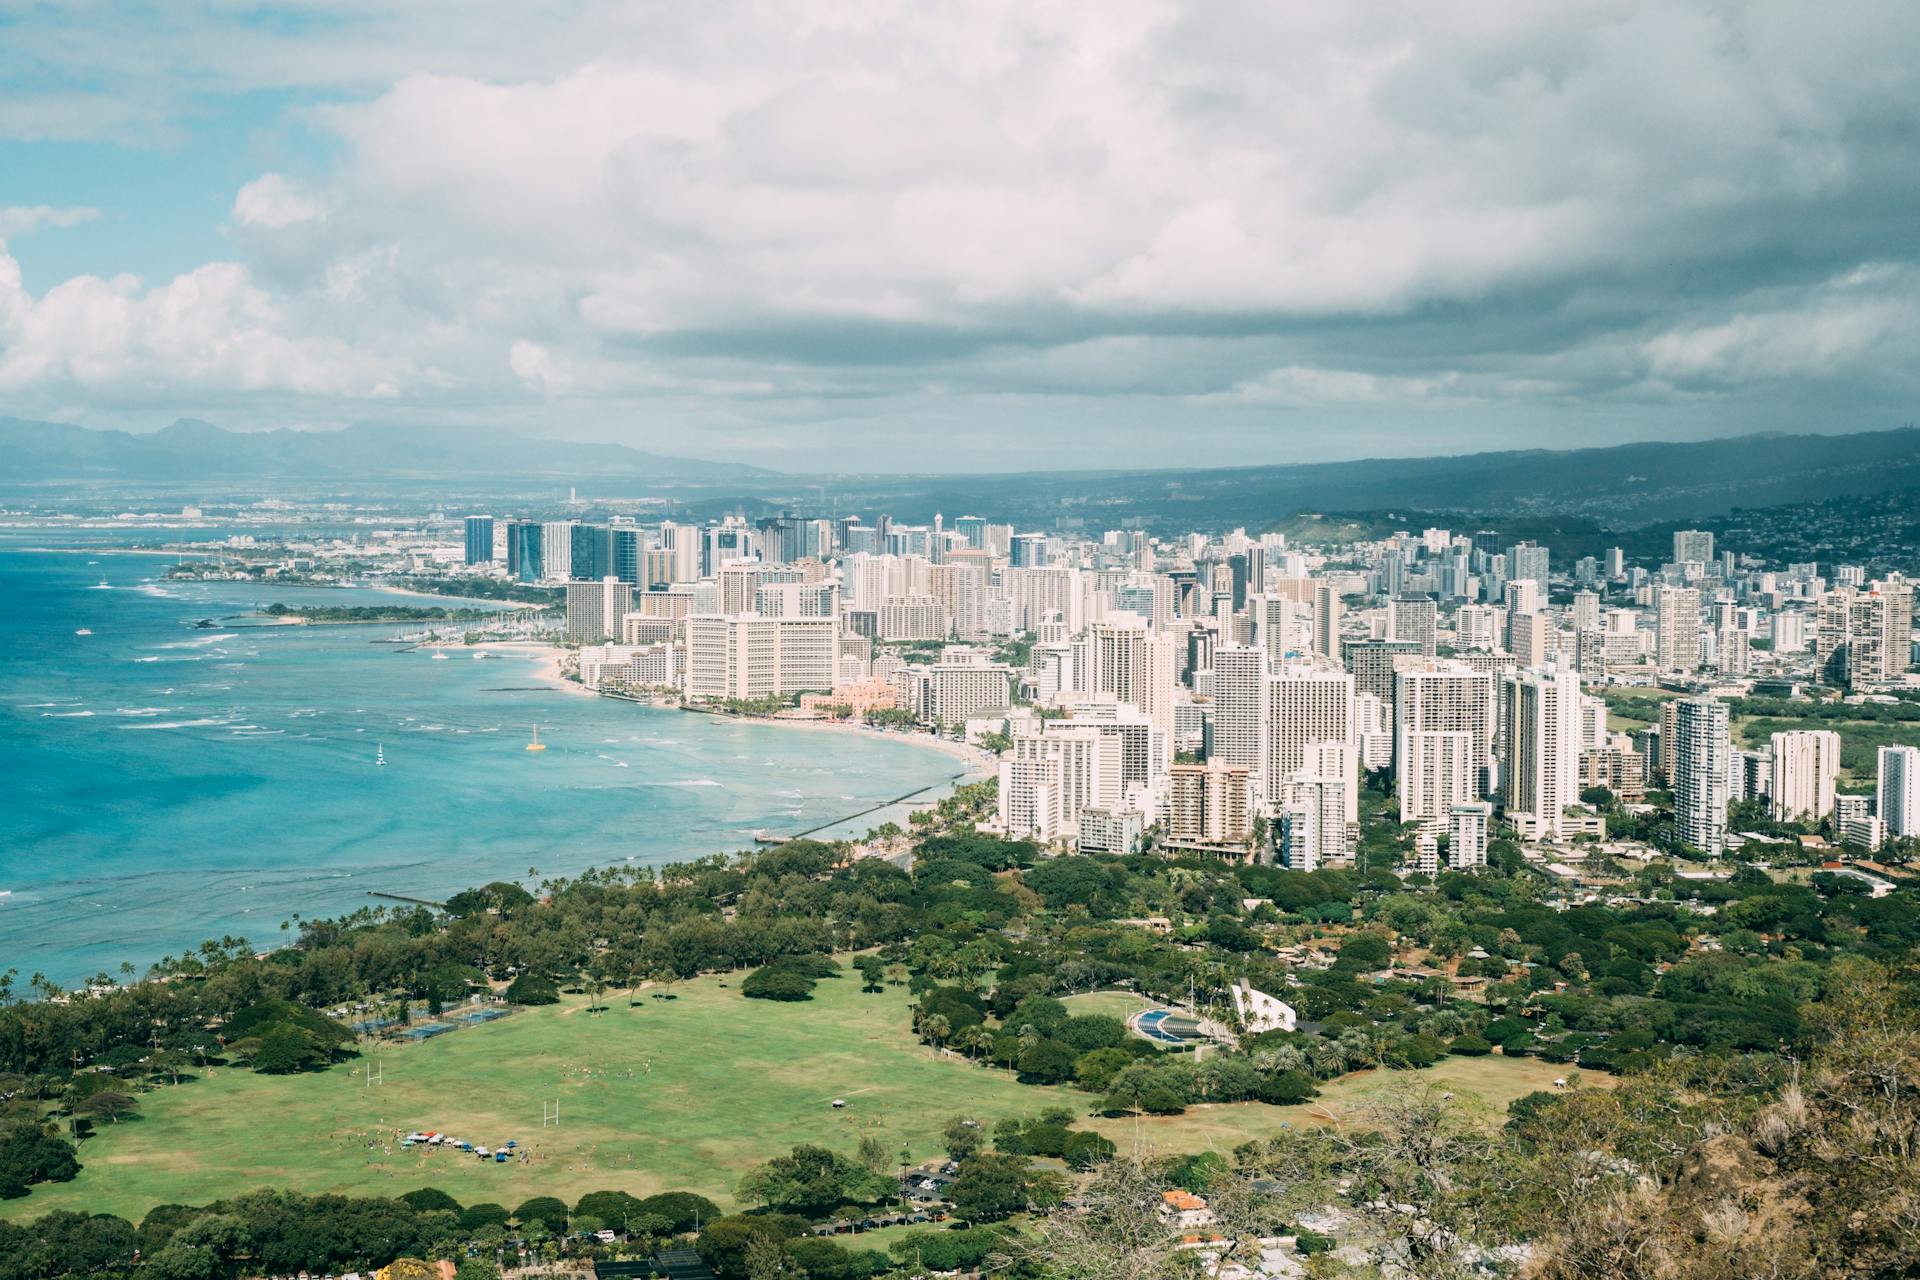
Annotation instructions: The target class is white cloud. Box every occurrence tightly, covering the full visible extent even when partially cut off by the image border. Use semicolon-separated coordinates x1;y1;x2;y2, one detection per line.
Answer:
3;0;1918;462
0;205;100;237
1640;266;1919;388
0;246;412;398
231;175;330;229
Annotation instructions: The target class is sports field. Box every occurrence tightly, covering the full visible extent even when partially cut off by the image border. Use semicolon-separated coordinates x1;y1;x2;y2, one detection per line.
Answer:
4;970;1577;1224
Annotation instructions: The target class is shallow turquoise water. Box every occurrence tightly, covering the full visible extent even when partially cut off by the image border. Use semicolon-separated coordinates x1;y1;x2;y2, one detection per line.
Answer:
0;538;959;986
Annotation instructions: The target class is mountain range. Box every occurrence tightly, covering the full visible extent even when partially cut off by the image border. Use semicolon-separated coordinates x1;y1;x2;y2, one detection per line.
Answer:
0;418;776;485
4;417;1916;528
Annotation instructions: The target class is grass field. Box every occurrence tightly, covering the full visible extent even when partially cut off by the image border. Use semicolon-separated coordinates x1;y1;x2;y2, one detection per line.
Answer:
4;973;1578;1225
1058;990;1161;1020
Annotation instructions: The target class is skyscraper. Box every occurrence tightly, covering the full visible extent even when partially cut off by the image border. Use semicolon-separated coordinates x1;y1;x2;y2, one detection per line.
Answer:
1209;645;1268;774
1769;730;1840;822
463;515;495;565
1673;529;1716;565
506;520;544;582
1263;668;1353;812
1674;697;1731;857
1501;666;1583;839
1387;594;1438;657
1877;745;1920;840
1656;586;1701;672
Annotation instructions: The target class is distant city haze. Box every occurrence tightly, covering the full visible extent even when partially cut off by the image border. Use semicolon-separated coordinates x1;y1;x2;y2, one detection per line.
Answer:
2;4;1917;468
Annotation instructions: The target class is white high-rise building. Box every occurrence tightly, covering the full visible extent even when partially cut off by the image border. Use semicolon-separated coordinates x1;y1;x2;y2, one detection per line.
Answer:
998;729;1120;842
1278;775;1349;871
683;615;837;701
1875;745;1920;839
1674;697;1731;857
1399;730;1476;828
1394;661;1496;816
1210;645;1267;773
1448;801;1493;869
1673;530;1716;566
1769;730;1841;823
1656;586;1701;673
1263;668;1353;813
1501;667;1584;840
1387;595;1439;657
541;520;578;582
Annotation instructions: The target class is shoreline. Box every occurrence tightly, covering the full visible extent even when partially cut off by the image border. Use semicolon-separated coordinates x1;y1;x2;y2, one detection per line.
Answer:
485;639;996;798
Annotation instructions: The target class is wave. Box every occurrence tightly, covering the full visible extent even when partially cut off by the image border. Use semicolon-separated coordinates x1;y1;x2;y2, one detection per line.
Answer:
668;778;723;788
111;707;171;717
120;718;240;731
42;710;96;718
157;634;236;649
133;655;162;663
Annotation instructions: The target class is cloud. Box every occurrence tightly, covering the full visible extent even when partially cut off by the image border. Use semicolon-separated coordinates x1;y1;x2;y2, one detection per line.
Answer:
0;206;100;237
231;175;330;230
2;0;1917;465
1639;265;1919;389
0;246;414;399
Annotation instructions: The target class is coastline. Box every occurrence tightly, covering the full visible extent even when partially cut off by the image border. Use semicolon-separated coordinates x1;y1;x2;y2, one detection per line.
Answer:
483;639;997;808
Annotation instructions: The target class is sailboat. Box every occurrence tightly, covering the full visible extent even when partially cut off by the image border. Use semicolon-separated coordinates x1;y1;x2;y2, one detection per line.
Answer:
376;744;387;768
525;724;547;753
431;642;449;660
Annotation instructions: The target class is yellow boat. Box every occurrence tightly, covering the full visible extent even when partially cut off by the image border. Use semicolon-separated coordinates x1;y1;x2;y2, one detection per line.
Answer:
525;724;547;752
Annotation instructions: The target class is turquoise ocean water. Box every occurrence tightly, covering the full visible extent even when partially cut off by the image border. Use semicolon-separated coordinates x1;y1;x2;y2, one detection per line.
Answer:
0;536;960;987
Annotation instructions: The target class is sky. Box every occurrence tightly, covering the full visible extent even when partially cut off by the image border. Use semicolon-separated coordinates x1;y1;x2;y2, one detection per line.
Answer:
1;1;1917;473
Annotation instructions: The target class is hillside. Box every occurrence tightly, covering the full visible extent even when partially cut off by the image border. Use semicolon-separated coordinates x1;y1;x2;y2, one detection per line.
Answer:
0;418;778;485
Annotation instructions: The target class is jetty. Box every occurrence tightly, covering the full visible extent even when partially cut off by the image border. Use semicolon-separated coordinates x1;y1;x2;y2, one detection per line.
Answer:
754;775;964;844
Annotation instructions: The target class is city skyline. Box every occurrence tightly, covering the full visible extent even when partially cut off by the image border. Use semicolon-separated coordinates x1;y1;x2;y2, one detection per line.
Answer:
4;2;1919;470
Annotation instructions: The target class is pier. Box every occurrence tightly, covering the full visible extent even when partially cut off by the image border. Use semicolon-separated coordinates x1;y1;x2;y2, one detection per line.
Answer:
368;891;447;908
754;774;964;844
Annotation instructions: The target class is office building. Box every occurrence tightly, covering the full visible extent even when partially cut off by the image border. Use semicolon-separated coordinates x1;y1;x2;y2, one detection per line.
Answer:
506;520;544;582
463;515;495;565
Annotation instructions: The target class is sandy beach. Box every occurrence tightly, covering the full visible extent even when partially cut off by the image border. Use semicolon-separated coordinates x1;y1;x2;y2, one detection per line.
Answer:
474;639;996;782
468;640;592;696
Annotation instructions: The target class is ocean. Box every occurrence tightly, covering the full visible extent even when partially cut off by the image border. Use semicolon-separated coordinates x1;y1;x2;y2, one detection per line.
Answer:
0;536;962;987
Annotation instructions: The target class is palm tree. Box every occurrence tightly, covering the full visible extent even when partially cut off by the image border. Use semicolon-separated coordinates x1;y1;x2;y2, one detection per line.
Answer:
921;1014;951;1055
954;1025;992;1061
585;975;607;1014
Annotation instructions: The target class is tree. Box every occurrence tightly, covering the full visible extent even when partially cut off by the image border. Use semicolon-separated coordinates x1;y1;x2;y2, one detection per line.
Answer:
74;1089;136;1124
738;1144;891;1215
948;1152;1061;1223
943;1115;984;1161
514;1195;570;1233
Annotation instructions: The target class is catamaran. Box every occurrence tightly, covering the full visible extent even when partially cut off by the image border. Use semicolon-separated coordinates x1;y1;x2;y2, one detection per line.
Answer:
526;724;546;752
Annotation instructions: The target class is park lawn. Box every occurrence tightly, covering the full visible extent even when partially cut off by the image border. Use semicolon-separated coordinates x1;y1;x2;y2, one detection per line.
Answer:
5;972;1083;1225
7;977;1588;1227
1081;1053;1590;1156
1059;990;1161;1021
1602;688;1680;733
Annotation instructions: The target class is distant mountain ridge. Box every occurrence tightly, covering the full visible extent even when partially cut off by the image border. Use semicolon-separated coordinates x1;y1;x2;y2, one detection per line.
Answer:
3;416;1915;527
0;418;778;484
771;426;1920;527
